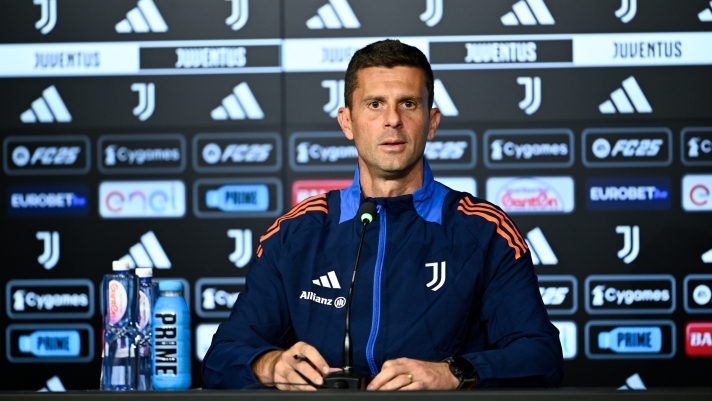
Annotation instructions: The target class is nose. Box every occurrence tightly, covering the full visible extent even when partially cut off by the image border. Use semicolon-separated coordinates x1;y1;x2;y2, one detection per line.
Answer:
383;104;403;129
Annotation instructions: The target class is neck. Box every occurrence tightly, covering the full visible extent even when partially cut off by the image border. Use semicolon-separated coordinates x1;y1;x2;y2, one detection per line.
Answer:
358;158;424;198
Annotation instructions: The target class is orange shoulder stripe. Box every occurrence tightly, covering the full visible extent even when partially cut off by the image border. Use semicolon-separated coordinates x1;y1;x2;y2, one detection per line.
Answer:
457;203;526;259
459;200;527;252
259;194;328;244
462;197;527;249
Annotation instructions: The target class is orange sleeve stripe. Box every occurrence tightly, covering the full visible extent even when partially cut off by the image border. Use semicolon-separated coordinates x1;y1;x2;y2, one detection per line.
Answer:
256;244;263;258
459;202;528;251
265;194;327;233
457;206;525;259
462;197;527;248
259;205;329;243
263;199;327;236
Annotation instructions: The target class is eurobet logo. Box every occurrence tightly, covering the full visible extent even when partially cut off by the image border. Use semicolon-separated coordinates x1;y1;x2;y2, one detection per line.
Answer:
686;323;712;356
99;181;186;219
8;184;88;217
292;179;351;206
682;174;712;211
486;176;574;214
586;177;671;211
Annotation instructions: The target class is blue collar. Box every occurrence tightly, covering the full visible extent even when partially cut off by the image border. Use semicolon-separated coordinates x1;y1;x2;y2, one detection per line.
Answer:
339;159;448;225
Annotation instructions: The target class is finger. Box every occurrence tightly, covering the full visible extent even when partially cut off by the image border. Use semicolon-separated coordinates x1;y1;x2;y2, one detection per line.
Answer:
285;368;317;391
398;381;425;391
377;373;413;391
274;357;314;391
367;361;409;390
296;343;330;376
292;358;325;386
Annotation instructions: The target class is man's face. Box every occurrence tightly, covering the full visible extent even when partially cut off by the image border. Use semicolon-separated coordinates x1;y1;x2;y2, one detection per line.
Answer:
338;66;440;179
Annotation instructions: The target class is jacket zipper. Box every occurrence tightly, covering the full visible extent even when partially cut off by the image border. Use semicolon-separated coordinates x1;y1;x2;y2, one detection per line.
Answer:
366;204;386;375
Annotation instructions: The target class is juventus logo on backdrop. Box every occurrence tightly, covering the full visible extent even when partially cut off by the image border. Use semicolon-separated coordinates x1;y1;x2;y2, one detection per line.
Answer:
33;0;57;34
226;0;249;31
420;0;443;27
115;0;168;33
119;231;171;269
306;0;360;29
616;225;640;264
36;231;60;270
599;76;652;114
425;262;446;291
322;80;344;118
227;229;252;268
20;85;72;123
501;0;555;26
525;227;558;265
517;77;541;115
131;83;155;121
615;0;637;23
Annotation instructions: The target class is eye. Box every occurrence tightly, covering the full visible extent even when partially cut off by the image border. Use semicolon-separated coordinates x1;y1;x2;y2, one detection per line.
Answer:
368;101;381;109
403;101;416;109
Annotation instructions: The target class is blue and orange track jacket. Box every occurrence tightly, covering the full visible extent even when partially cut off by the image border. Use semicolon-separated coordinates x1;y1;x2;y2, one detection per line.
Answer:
202;160;564;389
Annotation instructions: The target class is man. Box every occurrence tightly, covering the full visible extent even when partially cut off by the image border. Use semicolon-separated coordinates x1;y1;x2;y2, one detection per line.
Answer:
203;40;563;390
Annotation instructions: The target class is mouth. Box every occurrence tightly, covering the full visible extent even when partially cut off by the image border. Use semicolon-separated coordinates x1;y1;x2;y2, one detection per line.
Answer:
379;138;407;152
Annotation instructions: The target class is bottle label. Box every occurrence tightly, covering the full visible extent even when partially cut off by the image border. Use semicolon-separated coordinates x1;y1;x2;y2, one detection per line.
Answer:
138;292;150;331
108;279;127;325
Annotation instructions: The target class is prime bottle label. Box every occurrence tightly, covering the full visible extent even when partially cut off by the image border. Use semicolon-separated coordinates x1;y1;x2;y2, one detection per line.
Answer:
154;312;178;375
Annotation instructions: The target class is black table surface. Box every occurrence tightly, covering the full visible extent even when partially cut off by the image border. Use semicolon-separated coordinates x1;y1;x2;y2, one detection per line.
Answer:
1;389;711;401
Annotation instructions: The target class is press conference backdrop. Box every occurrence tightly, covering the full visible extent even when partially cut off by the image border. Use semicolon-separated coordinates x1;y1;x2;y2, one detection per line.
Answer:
2;0;712;391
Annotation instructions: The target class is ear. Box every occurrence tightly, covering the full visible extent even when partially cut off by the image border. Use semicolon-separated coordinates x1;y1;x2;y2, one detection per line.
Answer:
338;107;354;140
427;107;441;141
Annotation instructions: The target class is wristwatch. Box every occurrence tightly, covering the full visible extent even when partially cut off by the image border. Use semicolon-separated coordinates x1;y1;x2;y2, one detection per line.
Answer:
443;356;478;389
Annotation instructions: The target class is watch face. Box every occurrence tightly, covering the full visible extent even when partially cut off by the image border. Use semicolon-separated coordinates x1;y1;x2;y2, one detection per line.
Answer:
452;356;476;377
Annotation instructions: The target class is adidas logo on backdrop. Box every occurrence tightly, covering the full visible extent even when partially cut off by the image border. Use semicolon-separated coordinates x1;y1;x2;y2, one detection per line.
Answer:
20;85;71;123
312;271;342;289
599;76;652;114
115;0;168;33
211;82;264;120
433;79;459;117
119;231;171;269
306;0;360;29
699;2;712;22
525;227;558;265
501;0;555;26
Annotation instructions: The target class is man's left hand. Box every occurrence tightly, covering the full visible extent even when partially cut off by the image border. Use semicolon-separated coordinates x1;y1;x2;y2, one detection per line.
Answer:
366;358;460;391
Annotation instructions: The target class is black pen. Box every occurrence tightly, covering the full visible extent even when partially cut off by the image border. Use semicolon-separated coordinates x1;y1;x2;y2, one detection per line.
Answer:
293;354;310;363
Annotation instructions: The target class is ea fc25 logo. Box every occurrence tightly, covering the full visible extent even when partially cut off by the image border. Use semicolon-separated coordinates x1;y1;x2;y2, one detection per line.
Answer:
193;133;281;173
98;134;186;174
99;180;186;219
3;136;90;176
682;174;712;212
195;278;245;318
484;129;574;169
582;128;672;168
8;184;88;217
193;178;283;218
538;275;578;315
587;177;671;211
486;176;574;214
585;275;675;315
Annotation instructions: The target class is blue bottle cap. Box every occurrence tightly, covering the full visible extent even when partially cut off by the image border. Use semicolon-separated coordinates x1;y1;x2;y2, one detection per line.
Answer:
158;280;183;292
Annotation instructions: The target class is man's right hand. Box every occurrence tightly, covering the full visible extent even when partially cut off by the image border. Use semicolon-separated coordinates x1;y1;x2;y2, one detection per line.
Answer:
251;342;332;391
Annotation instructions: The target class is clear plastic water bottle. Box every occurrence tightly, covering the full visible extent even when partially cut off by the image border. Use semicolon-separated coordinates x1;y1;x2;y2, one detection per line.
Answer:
152;280;191;390
101;261;139;390
135;268;157;390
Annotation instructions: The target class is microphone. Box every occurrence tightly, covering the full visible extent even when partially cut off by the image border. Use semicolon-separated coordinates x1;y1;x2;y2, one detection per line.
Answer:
323;202;377;390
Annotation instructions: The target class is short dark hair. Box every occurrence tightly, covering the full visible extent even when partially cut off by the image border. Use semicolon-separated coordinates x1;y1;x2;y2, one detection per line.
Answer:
344;39;434;110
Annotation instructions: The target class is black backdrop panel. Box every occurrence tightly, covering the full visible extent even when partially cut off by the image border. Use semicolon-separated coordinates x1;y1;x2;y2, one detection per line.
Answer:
2;0;712;392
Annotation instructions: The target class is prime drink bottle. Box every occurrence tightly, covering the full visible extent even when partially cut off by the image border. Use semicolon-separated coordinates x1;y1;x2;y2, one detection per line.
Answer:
152;280;191;390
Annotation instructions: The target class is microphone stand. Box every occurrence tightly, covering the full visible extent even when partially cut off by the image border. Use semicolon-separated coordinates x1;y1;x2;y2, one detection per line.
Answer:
322;202;377;390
